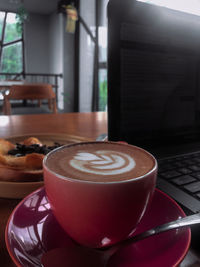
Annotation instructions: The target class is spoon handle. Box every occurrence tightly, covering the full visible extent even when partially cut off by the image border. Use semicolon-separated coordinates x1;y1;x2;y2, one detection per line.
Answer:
134;212;200;240
115;212;200;251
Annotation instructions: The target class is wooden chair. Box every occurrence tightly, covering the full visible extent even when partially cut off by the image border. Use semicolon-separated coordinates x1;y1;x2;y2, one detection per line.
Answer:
3;83;57;115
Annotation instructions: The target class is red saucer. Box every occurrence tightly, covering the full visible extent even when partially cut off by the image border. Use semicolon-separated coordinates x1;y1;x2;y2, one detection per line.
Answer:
5;187;191;267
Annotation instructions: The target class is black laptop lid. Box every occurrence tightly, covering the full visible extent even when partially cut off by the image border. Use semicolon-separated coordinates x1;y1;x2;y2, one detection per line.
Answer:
107;0;200;151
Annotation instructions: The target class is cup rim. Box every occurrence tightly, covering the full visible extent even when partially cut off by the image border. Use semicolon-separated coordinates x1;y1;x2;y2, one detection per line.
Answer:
43;141;158;184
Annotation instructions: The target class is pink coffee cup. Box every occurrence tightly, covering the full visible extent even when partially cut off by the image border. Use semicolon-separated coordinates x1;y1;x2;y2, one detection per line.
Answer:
43;141;157;248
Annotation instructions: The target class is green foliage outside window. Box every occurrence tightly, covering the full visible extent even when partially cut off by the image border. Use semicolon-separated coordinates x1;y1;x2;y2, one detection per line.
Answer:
5;20;21;43
0;11;23;74
99;79;107;111
1;43;22;73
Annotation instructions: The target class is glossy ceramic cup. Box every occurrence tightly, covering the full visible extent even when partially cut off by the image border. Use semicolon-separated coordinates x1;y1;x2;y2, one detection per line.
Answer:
43;142;157;248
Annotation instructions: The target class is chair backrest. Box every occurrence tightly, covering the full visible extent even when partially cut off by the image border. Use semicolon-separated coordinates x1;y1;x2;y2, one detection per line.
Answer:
3;83;57;115
7;83;56;100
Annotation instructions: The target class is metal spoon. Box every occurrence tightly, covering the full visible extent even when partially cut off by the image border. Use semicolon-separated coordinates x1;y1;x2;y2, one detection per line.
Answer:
42;212;200;267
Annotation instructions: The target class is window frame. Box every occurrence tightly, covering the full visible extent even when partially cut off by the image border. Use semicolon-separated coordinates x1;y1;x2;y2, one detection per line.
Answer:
0;11;25;75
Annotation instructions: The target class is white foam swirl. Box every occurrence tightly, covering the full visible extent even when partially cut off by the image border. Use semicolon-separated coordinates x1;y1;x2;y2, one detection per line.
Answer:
70;150;135;176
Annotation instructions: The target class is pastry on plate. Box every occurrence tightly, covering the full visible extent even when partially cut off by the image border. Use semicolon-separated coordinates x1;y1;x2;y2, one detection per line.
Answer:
0;137;60;182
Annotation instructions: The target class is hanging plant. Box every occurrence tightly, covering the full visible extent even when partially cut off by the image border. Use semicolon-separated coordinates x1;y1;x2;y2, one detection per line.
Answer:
63;4;78;33
57;1;78;33
15;5;28;34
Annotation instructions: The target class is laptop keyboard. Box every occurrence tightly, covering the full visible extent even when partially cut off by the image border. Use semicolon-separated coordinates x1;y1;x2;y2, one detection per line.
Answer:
157;151;200;213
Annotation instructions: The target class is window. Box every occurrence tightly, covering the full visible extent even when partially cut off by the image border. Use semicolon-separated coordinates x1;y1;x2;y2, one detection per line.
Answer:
0;11;24;78
98;26;107;111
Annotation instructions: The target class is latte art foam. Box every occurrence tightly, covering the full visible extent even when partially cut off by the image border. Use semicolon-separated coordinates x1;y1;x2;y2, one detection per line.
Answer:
70;150;136;175
46;142;155;182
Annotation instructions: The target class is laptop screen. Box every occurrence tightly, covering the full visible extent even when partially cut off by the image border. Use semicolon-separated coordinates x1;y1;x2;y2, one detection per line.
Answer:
107;0;200;151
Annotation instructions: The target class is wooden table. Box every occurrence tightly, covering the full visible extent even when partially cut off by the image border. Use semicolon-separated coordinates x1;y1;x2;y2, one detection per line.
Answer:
0;112;107;267
0;112;200;267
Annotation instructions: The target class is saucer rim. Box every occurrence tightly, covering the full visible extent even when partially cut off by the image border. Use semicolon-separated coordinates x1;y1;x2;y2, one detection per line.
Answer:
5;186;45;267
151;189;191;267
5;187;191;267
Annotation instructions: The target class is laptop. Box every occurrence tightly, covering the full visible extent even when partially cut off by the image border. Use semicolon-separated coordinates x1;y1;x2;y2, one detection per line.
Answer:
107;0;200;214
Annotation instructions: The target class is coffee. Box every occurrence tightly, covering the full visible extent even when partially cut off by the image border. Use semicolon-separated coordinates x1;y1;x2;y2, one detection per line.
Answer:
44;141;157;247
46;142;155;182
